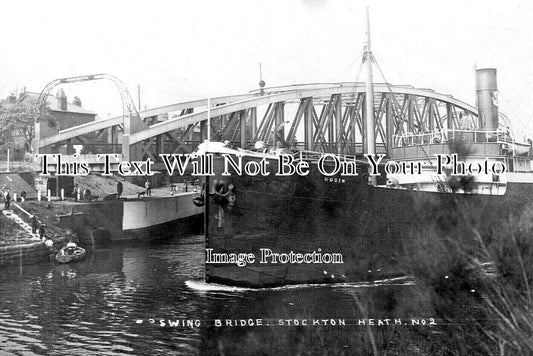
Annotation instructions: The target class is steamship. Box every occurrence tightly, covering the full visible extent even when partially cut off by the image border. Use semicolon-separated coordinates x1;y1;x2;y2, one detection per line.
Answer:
200;16;533;287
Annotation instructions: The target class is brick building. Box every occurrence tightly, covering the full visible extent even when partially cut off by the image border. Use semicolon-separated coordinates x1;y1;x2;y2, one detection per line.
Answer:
1;89;97;154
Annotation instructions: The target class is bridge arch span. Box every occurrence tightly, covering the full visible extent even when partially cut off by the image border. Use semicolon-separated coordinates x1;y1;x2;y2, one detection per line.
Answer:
38;82;480;159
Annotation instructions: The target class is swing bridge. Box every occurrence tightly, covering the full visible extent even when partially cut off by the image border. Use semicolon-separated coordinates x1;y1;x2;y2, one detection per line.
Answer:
32;74;481;172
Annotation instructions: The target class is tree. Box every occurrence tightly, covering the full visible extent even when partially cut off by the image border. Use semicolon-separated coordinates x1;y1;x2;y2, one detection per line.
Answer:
0;99;51;155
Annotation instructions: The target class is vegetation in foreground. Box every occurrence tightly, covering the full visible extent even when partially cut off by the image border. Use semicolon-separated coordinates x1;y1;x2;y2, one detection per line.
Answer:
402;199;533;355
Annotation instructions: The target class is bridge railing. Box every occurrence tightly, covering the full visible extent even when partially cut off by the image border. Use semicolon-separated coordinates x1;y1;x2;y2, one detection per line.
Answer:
54;143;122;155
289;142;387;155
393;129;510;147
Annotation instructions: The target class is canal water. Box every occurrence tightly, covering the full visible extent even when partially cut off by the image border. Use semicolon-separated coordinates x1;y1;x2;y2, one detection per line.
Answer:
0;234;441;355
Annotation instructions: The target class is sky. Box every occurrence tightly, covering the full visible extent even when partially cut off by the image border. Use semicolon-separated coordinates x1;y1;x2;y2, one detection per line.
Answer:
2;0;533;136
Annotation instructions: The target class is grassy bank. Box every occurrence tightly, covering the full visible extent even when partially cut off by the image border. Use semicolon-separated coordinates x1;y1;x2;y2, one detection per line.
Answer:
14;201;74;241
0;203;72;268
401;199;533;355
0;212;32;246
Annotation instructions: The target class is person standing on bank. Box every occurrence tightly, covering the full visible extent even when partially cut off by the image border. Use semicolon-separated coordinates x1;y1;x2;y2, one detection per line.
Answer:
39;224;46;241
145;180;151;197
72;184;79;202
117;181;123;198
4;189;11;210
31;215;38;234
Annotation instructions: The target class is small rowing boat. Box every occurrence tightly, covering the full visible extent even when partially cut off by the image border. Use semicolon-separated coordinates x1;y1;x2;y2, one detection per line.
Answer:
55;247;86;264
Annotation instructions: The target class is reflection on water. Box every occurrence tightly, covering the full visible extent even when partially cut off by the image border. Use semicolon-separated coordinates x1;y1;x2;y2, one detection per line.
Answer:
0;235;438;355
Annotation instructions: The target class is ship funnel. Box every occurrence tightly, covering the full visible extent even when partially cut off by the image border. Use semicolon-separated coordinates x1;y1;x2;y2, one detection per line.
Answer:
476;68;499;131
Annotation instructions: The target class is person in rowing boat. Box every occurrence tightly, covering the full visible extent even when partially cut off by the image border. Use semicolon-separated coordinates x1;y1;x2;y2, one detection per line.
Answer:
65;240;77;255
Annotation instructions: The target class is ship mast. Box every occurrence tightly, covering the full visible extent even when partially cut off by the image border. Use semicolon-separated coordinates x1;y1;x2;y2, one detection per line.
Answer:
207;97;211;141
363;7;377;185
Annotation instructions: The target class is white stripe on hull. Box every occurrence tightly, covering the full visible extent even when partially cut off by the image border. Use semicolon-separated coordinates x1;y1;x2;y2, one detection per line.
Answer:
123;192;203;231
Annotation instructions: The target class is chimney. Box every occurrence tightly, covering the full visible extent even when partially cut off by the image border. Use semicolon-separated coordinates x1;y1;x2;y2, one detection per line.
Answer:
7;93;17;104
476;68;499;131
56;89;68;111
72;96;82;107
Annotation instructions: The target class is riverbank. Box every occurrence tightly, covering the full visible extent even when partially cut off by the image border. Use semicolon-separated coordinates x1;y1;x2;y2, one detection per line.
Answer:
0;172;201;268
0;206;71;268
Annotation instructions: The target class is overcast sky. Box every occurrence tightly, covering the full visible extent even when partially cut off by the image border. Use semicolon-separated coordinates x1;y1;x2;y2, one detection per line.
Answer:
2;0;533;135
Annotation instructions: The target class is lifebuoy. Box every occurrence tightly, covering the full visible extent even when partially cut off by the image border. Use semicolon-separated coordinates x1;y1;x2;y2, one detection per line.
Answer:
213;181;228;205
214;181;227;195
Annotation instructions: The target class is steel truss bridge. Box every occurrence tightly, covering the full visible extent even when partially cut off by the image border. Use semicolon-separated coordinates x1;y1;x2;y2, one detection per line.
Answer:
34;76;480;168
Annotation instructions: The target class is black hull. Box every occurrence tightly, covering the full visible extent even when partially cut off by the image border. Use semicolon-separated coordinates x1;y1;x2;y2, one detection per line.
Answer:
205;155;532;288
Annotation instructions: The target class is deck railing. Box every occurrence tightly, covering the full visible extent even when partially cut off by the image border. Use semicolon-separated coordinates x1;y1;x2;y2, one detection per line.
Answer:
393;129;516;147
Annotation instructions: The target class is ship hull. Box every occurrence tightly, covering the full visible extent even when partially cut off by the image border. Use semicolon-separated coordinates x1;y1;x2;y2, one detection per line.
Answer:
205;154;532;288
